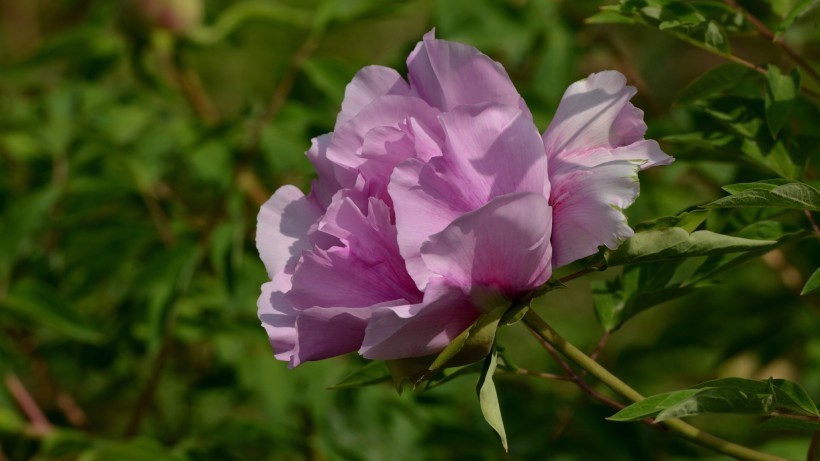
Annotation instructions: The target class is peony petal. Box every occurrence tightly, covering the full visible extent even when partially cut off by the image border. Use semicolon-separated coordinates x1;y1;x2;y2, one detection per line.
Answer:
438;103;549;204
543;71;649;159
305;133;353;210
336;65;411;129
256;185;322;280
359;277;479;360
549;139;673;174
388;158;465;289
290;305;375;367
286;195;421;310
258;279;298;363
389;103;548;289
420;192;552;304
549;160;643;268
327;95;441;175
407;30;529;114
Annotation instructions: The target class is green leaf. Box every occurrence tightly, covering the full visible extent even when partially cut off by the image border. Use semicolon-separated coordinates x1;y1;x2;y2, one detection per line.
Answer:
655;388;774;422
775;0;819;39
2;279;102;343
676;63;750;104
187;3;314;45
605;227;777;266
608;389;702;421
801;268;820;295
688;221;807;283
703;21;730;53
476;348;507;452
765;66;801;138
634;209;710;233
770;379;820;417
328;361;391;390
722;179;792;194
756;416;820;433
706;181;820;211
586;9;638;24
613;378;820;423
426;303;507;373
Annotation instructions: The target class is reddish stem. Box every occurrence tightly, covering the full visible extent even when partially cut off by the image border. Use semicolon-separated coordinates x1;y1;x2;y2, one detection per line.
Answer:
4;372;52;434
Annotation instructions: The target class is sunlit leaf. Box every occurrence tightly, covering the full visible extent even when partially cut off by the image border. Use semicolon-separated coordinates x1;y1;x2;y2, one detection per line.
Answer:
801;268;820;295
765;66;800;138
476;348;507;452
775;0;819;38
605;227;777;266
608;389;702;421
706;181;820;211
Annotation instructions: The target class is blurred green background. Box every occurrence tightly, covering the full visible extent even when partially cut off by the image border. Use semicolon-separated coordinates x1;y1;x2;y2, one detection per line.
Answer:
1;0;818;459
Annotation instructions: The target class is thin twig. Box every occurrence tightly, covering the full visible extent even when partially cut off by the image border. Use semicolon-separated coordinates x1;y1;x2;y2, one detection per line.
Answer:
524;310;786;461
527;328;625;410
804;210;820;236
510;368;575;382
138;186;176;247
719;48;820;100
246;31;322;154
723;0;820;84
123;332;174;437
4;372;52;435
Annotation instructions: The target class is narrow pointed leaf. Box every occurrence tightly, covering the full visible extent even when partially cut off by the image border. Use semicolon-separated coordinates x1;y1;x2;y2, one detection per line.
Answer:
605;227;776;266
765;66;800;138
654;388;775;422
771;379;819;417
775;0;819;39
706;182;820;211
608;389;702;421
801;268;820;295
476;349;507;452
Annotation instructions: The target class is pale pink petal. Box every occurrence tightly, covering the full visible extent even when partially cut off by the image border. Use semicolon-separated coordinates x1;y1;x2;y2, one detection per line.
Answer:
327;95;441;174
290;305;375;367
389;103;548;289
286;195;421;310
407;30;529;114
421;192;552;303
549;161;643;268
388;158;465;289
258;278;298;363
438;103;549;204
543;71;648;158
305;133;353;210
359;278;479;360
336;65;411;129
256;185;322;280
550;140;673;174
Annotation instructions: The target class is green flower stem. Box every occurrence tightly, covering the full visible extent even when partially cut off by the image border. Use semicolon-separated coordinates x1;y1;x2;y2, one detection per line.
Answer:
522;310;786;461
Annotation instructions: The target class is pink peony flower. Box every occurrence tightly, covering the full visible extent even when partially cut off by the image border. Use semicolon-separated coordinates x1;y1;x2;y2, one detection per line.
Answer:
256;31;672;368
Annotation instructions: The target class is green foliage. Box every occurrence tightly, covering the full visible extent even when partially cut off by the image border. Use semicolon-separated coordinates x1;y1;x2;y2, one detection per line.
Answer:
765;66;801;138
611;378;819;422
1;0;819;460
